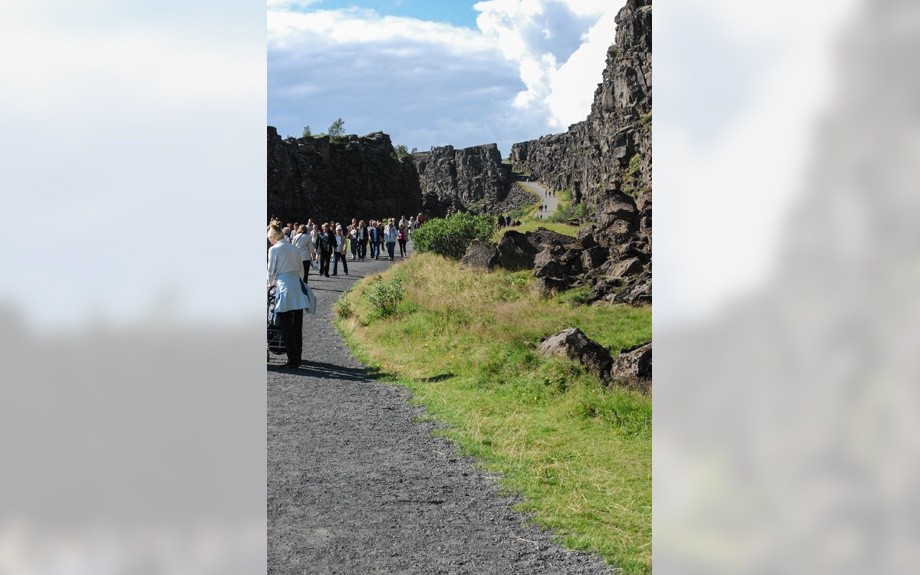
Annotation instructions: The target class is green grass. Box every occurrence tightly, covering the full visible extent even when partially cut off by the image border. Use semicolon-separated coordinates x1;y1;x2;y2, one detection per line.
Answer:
493;220;580;242
336;254;652;574
548;189;589;224
495;183;581;242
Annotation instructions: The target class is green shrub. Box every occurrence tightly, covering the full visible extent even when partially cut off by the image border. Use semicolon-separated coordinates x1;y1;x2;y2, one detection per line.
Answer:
365;275;405;319
333;294;354;319
549;190;588;223
411;212;497;260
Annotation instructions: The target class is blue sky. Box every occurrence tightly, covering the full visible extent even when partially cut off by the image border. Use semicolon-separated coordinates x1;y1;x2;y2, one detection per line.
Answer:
315;0;481;29
268;0;620;155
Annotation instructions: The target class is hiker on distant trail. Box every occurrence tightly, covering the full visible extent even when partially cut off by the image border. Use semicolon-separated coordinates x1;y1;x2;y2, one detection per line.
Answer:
384;218;398;261
267;223;308;368
333;225;349;276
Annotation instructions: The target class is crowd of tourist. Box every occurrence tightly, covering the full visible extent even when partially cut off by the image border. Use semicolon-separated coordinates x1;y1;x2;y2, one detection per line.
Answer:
266;213;425;368
269;213;425;282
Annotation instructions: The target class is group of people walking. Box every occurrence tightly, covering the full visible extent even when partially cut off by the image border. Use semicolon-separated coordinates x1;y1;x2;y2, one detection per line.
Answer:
266;214;423;368
280;214;421;281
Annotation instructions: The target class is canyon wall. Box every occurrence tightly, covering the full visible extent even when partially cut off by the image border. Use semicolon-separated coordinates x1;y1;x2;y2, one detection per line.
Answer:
267;128;422;223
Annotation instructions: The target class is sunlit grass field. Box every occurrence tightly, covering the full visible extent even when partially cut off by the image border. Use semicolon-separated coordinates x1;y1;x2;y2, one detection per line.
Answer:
335;253;651;574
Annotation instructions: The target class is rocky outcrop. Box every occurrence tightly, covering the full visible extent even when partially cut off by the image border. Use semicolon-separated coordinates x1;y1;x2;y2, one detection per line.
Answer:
538;328;613;384
267;127;423;224
509;0;652;305
413;144;513;217
611;342;651;393
537;327;650;392
496;231;539;271
460;240;501;270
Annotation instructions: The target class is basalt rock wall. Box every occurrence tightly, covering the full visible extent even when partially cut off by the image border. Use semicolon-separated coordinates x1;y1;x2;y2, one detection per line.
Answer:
267;127;423;224
510;0;651;219
508;0;652;305
413;144;514;217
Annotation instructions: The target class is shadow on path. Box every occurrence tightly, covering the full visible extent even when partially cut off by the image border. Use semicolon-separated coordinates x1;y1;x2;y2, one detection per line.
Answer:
281;360;386;382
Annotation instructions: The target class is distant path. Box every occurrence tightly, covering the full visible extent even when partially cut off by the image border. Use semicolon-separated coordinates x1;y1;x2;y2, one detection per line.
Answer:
518;180;559;219
267;241;613;574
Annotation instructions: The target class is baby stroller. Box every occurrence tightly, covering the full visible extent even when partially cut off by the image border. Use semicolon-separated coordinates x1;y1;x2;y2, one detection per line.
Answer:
267;286;286;361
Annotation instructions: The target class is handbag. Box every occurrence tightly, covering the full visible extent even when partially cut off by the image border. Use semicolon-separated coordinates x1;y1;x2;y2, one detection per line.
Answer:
300;278;317;314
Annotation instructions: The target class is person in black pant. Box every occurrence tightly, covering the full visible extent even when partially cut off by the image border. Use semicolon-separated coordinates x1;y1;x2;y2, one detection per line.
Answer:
358;220;369;260
332;225;349;275
375;220;384;259
317;222;333;277
368;220;379;259
267;223;307;368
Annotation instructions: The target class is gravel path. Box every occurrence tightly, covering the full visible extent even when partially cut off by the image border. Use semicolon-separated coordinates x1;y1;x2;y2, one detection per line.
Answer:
267;242;613;574
519;181;559;219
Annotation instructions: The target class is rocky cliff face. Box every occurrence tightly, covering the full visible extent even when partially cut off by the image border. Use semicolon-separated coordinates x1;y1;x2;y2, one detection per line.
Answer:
511;0;651;208
413;144;520;217
508;0;652;305
267;127;423;223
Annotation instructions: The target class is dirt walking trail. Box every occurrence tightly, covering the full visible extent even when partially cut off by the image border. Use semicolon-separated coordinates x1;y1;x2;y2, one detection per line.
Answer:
518;180;559;219
268;242;613;574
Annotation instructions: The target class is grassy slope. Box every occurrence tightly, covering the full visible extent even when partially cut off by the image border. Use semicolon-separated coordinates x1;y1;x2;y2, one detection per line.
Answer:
336;254;651;575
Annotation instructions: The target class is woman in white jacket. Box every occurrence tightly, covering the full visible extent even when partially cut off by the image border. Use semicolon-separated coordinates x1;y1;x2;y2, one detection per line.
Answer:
268;223;308;368
292;224;313;282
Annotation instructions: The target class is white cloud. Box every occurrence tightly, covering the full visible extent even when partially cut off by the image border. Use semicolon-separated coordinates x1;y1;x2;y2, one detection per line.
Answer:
268;1;617;152
268;5;528;152
546;7;617;127
474;0;616;128
269;8;492;52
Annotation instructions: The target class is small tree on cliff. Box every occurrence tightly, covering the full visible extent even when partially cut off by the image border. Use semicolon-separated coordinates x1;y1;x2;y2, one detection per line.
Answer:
327;118;345;137
302;125;312;137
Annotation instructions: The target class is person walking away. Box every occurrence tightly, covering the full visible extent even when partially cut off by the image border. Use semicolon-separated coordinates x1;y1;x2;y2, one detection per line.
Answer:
267;224;308;368
383;218;398;261
292;224;312;283
333;225;349;275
